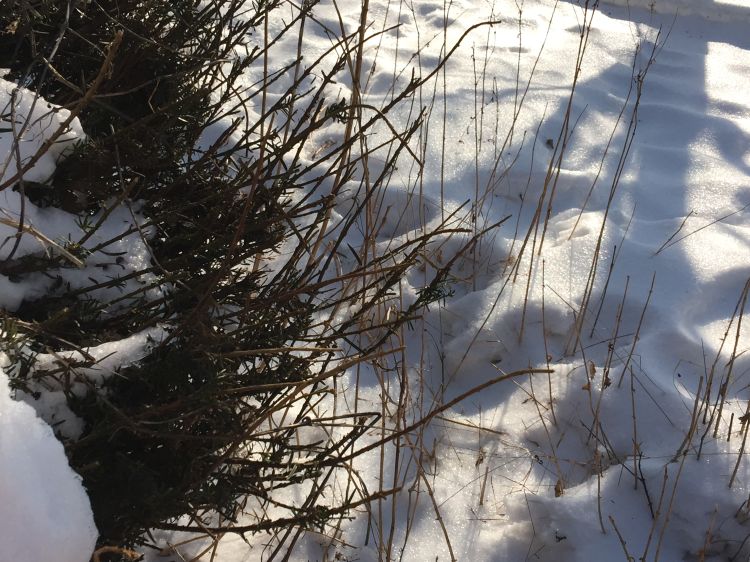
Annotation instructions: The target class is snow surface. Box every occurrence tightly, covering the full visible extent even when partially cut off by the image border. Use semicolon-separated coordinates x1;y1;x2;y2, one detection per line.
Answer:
0;78;84;186
0;365;97;562
0;80;99;561
195;1;750;560
0;78;167;561
1;0;750;561
0;77;163;311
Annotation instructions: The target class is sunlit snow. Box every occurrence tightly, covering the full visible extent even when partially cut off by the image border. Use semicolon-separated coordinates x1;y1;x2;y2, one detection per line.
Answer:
1;0;749;560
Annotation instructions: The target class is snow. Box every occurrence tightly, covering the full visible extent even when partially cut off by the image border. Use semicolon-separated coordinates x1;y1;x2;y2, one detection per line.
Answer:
0;78;84;186
0;78;164;561
195;1;750;560
0;80;98;562
15;327;167;439
0;365;97;562
2;0;750;561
